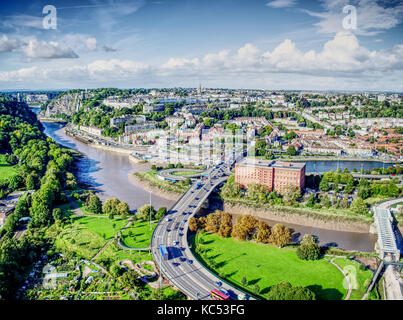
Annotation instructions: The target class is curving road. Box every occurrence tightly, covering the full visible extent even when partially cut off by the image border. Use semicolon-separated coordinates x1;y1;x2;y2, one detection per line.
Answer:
151;163;252;300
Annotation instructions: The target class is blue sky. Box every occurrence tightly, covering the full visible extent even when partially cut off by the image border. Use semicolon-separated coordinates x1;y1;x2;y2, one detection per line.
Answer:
0;0;402;91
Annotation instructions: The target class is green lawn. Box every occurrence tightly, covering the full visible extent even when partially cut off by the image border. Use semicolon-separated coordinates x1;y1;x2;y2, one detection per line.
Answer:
332;257;373;300
0;154;18;181
76;216;128;240
193;232;347;300
135;171;188;194
171;171;198;176
48;215;128;260
120;220;156;248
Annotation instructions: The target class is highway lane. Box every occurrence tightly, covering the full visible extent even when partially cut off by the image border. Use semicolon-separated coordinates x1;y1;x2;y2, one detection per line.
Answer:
152;164;252;300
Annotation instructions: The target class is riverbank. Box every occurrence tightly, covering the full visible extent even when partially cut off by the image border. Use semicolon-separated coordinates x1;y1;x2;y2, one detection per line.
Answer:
280;156;402;164
222;200;372;233
128;172;182;202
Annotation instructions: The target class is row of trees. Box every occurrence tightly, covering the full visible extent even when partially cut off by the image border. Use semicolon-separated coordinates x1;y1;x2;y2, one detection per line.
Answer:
0;97;77;299
190;211;292;248
85;193;130;218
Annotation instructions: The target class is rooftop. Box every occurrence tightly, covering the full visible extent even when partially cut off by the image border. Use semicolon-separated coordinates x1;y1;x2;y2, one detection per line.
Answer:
238;159;306;170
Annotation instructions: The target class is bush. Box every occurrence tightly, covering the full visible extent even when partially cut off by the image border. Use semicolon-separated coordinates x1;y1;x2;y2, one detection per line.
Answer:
267;282;316;300
296;234;321;260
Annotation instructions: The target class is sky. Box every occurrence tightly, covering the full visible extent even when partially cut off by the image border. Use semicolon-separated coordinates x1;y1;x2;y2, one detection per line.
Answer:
0;0;402;91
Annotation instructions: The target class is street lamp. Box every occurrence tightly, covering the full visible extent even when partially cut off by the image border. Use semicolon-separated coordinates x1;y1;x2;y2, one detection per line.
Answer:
149;190;152;231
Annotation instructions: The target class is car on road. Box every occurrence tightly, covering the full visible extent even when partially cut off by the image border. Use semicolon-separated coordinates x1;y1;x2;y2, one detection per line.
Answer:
173;241;179;245
182;219;187;223
166;218;172;222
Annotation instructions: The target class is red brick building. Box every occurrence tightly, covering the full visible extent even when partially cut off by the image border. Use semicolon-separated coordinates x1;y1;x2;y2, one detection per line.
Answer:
235;159;306;193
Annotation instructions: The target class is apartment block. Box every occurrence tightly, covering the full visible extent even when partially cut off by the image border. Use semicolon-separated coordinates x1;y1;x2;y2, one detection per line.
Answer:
235;159;306;193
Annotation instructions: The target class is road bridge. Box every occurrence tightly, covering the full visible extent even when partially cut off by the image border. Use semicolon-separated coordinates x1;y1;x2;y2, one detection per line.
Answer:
151;163;254;300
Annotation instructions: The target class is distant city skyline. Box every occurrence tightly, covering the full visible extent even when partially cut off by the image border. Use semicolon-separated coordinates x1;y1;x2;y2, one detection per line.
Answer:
0;0;402;91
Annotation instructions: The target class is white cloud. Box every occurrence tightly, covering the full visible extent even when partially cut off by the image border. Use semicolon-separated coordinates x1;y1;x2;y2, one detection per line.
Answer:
21;38;79;59
1;32;403;90
3;14;44;30
0;35;21;52
304;0;403;35
266;0;297;8
85;38;97;51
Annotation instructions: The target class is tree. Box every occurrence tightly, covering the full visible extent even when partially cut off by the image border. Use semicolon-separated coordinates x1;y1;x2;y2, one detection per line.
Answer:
116;201;130;217
269;224;291;248
320;194;331;208
150;288;165;300
217;212;232;238
102;198;121;216
306;194;316;208
350;197;368;215
205;211;222;233
357;186;370;200
137;204;156;221
241;276;247;288
155;207;167;221
221;180;242;198
87;194;103;214
283;185;301;206
296;234;320;260
52;208;63;221
120;270;142;290
319;177;330;192
188;217;198;232
267;282;315;300
253;284;260;295
286;145;297;156
255;221;271;243
25;174;36;190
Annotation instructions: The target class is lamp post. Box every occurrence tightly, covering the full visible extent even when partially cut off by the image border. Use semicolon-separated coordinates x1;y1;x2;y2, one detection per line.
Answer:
149;190;152;231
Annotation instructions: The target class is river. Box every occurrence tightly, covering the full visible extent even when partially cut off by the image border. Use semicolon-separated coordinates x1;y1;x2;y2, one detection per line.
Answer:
40;120;377;252
42;122;175;210
301;160;396;174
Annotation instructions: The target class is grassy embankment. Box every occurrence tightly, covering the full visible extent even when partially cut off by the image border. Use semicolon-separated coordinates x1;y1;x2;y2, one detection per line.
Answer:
332;257;374;300
171;171;199;176
192;231;348;300
222;196;374;225
0;154;18;181
120;220;156;248
135;171;188;194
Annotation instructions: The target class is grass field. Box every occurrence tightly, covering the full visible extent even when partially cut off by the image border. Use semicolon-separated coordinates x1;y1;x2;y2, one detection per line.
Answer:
120;220;156;248
193;232;347;300
135;171;188;194
0;154;18;182
332;257;373;300
48;214;128;260
171;171;198;176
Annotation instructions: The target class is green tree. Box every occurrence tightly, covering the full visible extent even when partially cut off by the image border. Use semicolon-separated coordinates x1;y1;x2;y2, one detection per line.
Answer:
137;204;156;221
286;145;297;156
296;234;321;261
87;194;103;214
319;177;330;192
116;201;130;218
52;208;63;221
155;207;167;220
350;197;368;215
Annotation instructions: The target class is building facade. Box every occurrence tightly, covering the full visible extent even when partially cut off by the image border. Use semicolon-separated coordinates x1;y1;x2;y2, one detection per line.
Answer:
235;159;306;193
